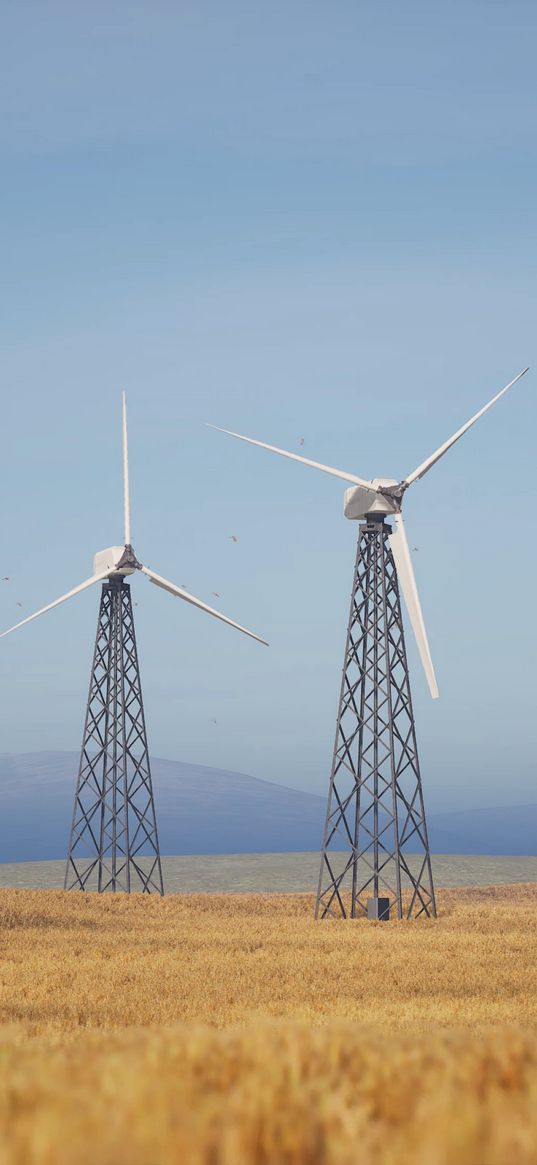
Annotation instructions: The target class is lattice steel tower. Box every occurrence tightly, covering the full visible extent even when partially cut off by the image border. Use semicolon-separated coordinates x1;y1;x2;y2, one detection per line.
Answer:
315;516;435;919
65;573;163;893
0;394;267;893
212;366;528;920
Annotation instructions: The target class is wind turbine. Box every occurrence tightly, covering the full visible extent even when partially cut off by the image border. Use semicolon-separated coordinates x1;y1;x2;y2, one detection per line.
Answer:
210;367;528;920
1;394;267;894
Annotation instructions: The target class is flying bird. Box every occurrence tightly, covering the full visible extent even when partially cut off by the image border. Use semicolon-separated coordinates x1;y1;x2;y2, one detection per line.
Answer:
299;437;305;446
229;535;238;543
1;577;10;582
212;592;220;598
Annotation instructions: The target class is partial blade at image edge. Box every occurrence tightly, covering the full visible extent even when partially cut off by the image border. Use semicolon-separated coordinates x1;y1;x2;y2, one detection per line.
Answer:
140;565;269;646
388;514;438;699
207;425;373;489
0;569;112;639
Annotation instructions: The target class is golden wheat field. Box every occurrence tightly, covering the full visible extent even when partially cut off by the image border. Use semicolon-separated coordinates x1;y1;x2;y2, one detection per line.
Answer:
1;883;537;1164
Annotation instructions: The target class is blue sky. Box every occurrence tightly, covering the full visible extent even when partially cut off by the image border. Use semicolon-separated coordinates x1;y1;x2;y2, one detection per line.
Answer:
0;1;535;813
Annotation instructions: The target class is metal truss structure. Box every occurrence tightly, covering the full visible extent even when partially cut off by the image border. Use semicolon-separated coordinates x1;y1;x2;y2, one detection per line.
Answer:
65;577;164;894
315;516;436;920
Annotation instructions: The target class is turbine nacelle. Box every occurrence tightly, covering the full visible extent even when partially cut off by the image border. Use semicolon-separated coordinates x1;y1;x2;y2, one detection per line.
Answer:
93;546;137;577
343;479;400;521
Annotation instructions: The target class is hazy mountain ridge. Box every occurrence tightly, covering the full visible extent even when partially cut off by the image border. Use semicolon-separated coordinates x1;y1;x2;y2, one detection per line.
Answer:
0;752;535;861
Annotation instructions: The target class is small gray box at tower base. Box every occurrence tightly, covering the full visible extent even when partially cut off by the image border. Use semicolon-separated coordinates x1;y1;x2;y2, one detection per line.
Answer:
367;898;390;921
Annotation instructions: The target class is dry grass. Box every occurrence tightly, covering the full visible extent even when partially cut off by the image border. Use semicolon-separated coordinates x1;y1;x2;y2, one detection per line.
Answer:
1;883;537;1163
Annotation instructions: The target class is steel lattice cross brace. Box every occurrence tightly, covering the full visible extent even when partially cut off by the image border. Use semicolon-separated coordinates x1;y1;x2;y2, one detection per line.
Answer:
65;577;164;894
315;517;436;920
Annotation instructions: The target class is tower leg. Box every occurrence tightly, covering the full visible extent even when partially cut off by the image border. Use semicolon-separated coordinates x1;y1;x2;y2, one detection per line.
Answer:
315;516;436;920
65;577;164;894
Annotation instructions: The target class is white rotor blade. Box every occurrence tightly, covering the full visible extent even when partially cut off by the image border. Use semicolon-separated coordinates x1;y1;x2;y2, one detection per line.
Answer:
122;390;131;545
388;514;438;699
0;570;111;639
208;425;374;489
404;368;528;486
141;565;268;646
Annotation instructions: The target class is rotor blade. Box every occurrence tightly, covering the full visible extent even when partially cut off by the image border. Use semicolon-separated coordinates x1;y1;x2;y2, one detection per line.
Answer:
207;425;374;489
404;368;529;486
0;570;111;639
388;514;438;699
140;565;268;646
122;390;131;545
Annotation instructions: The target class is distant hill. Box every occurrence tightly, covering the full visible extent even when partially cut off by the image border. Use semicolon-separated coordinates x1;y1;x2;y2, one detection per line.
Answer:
0;752;535;861
0;752;327;861
429;804;537;858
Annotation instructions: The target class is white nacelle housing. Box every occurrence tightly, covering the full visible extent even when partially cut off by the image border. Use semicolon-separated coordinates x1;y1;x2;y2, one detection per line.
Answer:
93;546;135;577
343;479;400;521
